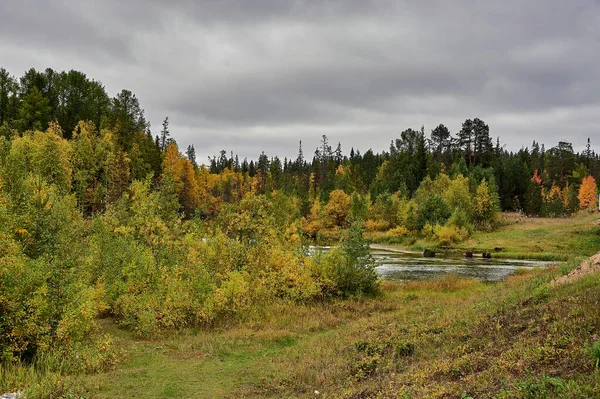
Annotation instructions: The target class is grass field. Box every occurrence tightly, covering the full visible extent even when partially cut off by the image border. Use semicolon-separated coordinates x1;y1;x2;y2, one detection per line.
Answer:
369;211;600;261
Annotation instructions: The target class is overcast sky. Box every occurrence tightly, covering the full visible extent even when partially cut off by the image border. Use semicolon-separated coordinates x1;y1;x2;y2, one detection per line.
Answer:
1;1;599;163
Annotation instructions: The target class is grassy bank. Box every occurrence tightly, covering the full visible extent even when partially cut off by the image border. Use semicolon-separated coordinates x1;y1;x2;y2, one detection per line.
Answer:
368;211;600;261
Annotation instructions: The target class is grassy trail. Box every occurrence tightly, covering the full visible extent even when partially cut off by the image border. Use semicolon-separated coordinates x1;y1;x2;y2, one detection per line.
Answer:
80;280;488;398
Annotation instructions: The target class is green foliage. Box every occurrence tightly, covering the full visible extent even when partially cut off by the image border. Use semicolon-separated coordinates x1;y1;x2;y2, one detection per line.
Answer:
586;339;600;369
525;180;543;216
416;194;451;230
473;179;501;230
348;191;369;222
313;222;380;297
515;374;572;399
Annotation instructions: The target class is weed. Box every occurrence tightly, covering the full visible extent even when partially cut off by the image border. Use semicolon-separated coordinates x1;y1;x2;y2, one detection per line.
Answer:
586;338;600;369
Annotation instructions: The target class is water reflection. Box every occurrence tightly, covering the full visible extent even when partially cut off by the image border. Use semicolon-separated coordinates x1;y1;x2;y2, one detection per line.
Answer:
311;246;553;282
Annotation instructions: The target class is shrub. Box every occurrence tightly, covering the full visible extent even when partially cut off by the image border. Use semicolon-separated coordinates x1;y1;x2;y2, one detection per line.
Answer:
365;219;390;232
434;224;469;246
448;208;474;233
587;338;600;369
386;226;409;238
315;222;380;297
416;194;451;230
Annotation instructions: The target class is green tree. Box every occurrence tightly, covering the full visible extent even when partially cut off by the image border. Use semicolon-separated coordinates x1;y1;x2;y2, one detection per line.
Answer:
416;194;451;230
473;179;500;229
332;222;379;296
348;192;369;222
0;68;19;126
18;87;50;131
106;89;148;149
186;144;197;168
430;123;452;164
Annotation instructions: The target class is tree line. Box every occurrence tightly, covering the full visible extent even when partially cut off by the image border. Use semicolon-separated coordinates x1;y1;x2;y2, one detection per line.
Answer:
1;66;599;224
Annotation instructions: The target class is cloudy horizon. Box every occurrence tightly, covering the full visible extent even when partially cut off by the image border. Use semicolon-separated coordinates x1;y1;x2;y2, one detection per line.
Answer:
1;1;599;163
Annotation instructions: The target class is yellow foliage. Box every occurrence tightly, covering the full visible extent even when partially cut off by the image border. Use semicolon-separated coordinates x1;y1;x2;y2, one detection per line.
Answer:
303;199;326;236
434;224;469;246
326;189;350;227
365;219;390;232
210;271;252;317
385;226;409;238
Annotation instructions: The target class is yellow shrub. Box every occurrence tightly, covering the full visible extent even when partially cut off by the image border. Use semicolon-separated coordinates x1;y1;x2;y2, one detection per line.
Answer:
385;226;409;238
210;271;252;317
434;224;469;246
421;223;436;239
365;219;390;232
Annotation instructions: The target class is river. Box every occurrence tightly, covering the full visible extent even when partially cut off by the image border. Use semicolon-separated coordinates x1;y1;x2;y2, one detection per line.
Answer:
310;246;553;282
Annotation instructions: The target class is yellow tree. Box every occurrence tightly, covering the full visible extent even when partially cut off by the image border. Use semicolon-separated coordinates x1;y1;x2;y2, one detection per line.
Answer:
473;179;500;229
162;142;184;194
326;189;351;227
180;158;199;215
302;198;325;236
578;176;597;209
5;126;72;196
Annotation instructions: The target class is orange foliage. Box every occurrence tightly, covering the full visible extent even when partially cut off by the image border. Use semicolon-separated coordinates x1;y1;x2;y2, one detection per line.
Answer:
578;176;597;209
544;184;562;202
531;169;542;184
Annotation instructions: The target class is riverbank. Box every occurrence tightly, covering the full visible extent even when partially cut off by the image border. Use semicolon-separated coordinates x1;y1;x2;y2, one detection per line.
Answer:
368;211;600;261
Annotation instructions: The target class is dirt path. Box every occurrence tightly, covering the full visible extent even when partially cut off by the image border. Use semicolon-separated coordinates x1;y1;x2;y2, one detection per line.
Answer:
551;251;600;287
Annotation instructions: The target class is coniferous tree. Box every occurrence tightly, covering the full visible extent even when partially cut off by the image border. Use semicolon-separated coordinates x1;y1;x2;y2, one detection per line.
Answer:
430;123;451;164
159;116;170;152
186;144;197;168
107;89;148;149
0;68;18;126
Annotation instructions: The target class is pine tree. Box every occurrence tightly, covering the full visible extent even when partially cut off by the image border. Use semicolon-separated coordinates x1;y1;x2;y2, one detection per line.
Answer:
457;119;474;167
159;116;170;152
335;142;343;164
430;123;451;163
295;140;304;170
186;144;197;168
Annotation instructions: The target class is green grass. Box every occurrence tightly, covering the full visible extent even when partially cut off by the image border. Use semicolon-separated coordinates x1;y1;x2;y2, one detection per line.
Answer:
462;212;600;260
6;264;600;398
369;212;600;261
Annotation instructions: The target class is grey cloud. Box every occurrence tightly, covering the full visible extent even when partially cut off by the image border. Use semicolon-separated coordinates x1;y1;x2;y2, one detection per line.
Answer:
1;0;599;161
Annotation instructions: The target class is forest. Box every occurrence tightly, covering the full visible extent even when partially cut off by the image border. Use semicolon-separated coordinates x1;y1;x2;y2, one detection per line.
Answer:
1;67;600;397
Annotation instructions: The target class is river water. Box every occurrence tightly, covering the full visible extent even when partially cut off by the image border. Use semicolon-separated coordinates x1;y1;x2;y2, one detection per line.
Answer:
311;246;553;282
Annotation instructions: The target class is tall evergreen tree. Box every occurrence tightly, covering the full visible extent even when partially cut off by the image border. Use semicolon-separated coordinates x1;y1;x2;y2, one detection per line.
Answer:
0;68;18;126
159;116;170;152
186;144;197;168
107;89;148;149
